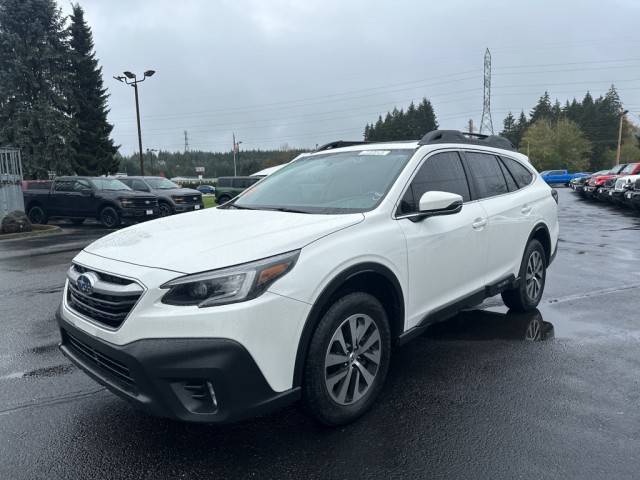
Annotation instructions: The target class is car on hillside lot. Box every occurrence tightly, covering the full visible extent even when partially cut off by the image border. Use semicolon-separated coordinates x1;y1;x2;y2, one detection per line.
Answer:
569;174;591;192
196;185;216;195
214;176;261;204
540;170;590;186
117;176;203;217
608;169;640;205
57;129;559;426
583;164;628;198
23;177;159;227
595;163;640;202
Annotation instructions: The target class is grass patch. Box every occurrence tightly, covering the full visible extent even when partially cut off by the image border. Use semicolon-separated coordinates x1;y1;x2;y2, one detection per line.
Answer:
203;196;217;209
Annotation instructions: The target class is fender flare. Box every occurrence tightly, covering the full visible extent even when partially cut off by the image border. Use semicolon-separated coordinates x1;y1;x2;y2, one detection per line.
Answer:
292;262;404;387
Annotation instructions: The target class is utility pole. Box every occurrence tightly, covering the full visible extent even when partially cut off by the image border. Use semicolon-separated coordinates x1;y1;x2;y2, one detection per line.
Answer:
479;48;494;135
615;109;629;166
184;130;189;152
146;148;158;175
468;119;474;134
114;70;156;176
232;133;242;176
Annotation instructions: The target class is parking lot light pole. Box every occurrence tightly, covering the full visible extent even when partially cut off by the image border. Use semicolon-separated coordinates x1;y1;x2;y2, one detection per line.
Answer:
615;109;629;166
114;70;156;175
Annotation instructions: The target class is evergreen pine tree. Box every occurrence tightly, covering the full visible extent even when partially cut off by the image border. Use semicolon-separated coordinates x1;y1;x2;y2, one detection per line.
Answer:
529;91;553;123
0;0;76;178
68;3;118;175
500;112;517;146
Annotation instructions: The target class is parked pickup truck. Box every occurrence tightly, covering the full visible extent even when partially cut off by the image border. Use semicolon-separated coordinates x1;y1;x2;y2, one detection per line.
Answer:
540;170;590;185
23;176;160;227
116;176;203;217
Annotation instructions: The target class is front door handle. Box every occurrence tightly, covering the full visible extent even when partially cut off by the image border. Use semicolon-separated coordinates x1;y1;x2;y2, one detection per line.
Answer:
472;218;487;230
521;205;532;215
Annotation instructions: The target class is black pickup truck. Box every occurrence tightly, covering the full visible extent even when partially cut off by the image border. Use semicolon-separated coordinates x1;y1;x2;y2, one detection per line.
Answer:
23;176;160;227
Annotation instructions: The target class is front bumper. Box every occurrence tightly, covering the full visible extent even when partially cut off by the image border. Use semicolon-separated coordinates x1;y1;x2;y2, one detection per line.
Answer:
120;207;159;219
57;309;300;423
174;203;204;213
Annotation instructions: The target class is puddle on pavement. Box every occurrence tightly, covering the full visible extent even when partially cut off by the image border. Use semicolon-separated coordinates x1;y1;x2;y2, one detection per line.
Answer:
425;308;554;342
424;303;621;342
22;363;74;378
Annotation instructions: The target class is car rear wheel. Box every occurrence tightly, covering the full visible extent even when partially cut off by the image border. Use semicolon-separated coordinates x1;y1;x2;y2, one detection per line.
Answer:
501;239;546;312
217;195;231;204
99;207;120;228
303;292;391;426
27;205;48;225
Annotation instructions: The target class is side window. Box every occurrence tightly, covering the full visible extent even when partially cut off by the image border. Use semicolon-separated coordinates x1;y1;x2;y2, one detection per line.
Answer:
73;179;91;191
497;159;518;192
218;178;230;187
119;179;132;188
132;179;148;191
248;177;260;186
231;178;241;188
500;156;533;189
54;180;74;192
464;152;509;199
399;151;471;214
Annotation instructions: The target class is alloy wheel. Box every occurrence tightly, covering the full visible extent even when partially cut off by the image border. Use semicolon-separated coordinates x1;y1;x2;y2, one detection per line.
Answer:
29;207;44;224
324;313;381;405
525;250;544;301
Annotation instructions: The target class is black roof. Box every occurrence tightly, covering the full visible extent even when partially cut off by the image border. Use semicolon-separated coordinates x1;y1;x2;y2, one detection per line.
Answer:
418;130;515;151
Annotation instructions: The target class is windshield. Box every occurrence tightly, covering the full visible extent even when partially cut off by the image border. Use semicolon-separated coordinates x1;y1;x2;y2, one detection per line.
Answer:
146;177;179;189
90;178;131;191
620;163;637;174
232;149;414;214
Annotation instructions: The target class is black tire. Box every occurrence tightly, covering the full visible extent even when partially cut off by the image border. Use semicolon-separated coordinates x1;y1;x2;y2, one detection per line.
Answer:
70;218;85;225
302;292;391;426
217;195;231;204
159;202;173;217
27;205;48;225
501;239;547;312
99;206;120;228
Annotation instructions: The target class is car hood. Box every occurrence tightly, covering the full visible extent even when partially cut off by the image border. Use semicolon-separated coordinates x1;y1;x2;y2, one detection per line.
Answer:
155;188;201;196
83;208;364;274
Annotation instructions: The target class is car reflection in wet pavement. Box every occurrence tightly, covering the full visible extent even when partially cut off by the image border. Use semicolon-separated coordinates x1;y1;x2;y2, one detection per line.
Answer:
425;308;554;342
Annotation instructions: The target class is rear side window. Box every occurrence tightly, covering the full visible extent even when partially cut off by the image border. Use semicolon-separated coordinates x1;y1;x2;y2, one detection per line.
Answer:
54;179;74;192
218;178;231;187
500;156;533;188
132;179;148;191
399;151;471;214
464;152;509;199
498;161;518;192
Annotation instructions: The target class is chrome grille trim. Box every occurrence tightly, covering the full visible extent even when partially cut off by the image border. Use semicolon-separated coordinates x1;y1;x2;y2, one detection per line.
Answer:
66;264;144;329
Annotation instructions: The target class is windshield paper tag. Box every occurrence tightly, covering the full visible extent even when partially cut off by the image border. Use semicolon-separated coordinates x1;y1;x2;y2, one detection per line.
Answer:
359;150;390;156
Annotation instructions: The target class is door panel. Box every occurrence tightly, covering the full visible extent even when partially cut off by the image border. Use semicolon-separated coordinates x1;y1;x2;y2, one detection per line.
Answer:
399;202;489;328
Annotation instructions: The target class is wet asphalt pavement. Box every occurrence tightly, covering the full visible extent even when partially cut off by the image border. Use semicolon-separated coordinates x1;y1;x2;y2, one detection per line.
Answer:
1;190;639;479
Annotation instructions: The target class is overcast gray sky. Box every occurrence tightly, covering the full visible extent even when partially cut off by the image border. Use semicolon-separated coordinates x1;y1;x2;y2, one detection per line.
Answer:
60;0;640;155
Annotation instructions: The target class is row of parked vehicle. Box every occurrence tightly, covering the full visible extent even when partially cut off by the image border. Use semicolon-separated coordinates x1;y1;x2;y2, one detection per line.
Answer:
568;162;640;209
22;175;204;227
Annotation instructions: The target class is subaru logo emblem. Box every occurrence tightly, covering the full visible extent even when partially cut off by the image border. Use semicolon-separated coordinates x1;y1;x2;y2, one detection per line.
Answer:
76;274;94;295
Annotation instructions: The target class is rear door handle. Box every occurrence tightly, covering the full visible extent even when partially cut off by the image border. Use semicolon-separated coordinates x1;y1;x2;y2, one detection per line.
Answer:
472;218;487;230
521;205;532;215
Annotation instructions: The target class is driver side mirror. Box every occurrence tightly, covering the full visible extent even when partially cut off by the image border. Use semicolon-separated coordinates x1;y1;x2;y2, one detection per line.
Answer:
417;191;463;217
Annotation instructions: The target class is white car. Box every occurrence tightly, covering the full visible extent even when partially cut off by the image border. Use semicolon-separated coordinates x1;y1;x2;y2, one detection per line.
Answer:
57;130;559;425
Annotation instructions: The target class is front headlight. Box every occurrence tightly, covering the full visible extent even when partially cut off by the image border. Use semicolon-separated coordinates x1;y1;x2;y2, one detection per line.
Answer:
120;197;135;207
160;250;300;307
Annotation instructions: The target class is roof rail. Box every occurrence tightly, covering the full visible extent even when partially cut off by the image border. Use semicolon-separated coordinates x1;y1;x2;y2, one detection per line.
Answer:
315;140;371;151
418;130;515;151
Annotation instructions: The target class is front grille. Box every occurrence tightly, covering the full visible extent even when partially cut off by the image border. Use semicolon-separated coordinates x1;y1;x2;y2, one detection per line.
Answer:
129;197;158;208
174;194;202;204
66;264;143;329
604;179;615;188
635;179;640;190
65;331;136;391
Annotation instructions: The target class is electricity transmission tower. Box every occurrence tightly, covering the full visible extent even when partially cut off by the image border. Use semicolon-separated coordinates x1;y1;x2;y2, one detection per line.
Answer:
479;48;494;135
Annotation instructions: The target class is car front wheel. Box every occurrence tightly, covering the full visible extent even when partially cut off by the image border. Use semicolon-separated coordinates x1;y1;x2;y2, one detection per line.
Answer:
501;239;547;312
303;292;391;426
27;205;48;225
159;202;173;217
99;207;120;228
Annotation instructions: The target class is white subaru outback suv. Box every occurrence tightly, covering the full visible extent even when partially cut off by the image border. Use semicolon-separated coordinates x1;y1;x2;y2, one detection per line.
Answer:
57;130;559;426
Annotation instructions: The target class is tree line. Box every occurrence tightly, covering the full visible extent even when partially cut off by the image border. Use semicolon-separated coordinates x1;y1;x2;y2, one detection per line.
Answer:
0;0;117;179
364;98;438;141
500;87;639;172
117;148;307;179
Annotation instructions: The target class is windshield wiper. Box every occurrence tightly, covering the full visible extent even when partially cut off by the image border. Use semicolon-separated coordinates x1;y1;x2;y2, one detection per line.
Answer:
260;207;311;214
227;203;256;210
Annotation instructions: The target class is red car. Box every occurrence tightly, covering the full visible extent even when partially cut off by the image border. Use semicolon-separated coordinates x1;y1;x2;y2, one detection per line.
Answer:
583;164;639;198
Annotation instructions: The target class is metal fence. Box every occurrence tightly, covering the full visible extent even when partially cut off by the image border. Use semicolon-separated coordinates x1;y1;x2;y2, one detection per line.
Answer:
0;148;24;221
